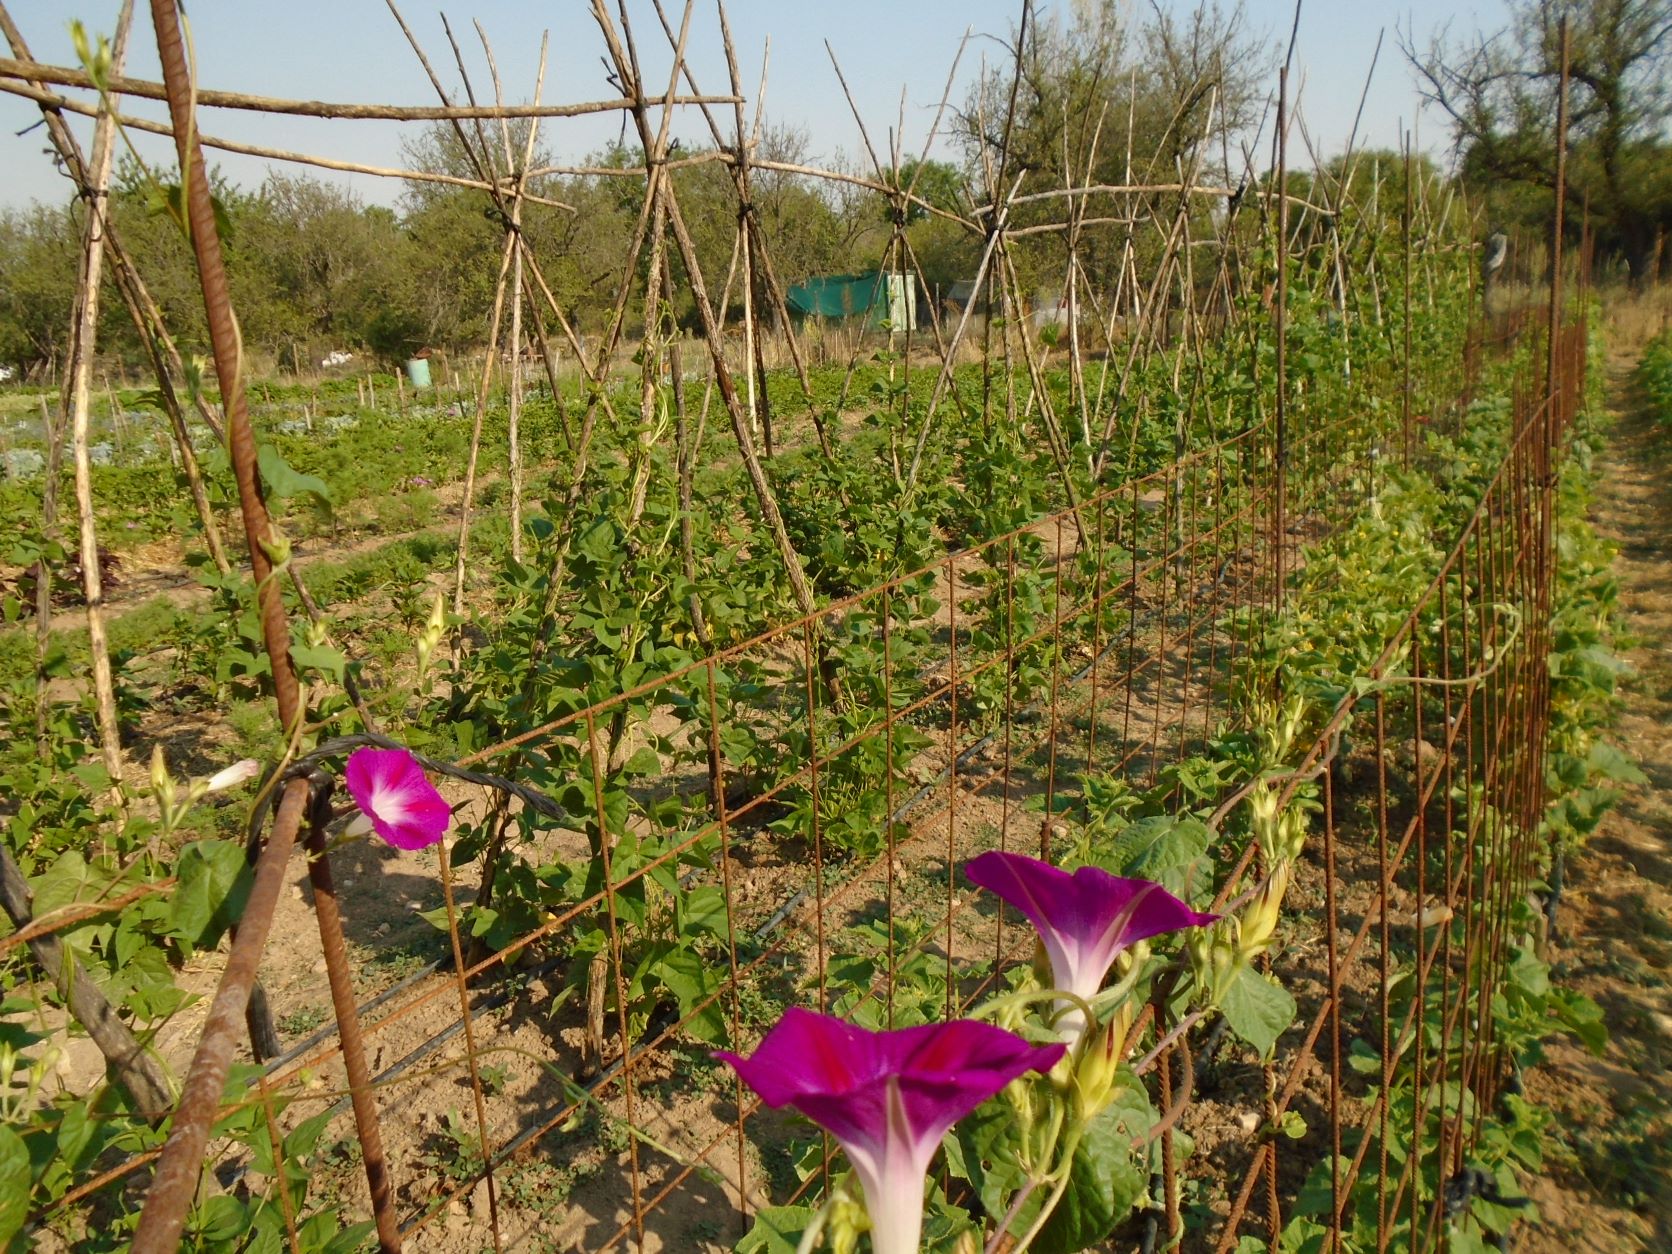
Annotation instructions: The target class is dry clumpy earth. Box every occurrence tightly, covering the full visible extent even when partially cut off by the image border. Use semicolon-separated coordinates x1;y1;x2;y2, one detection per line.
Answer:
1518;357;1672;1252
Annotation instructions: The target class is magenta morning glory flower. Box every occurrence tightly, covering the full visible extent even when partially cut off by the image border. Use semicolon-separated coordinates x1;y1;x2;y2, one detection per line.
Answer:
966;851;1218;1041
343;747;453;851
716;1008;1064;1254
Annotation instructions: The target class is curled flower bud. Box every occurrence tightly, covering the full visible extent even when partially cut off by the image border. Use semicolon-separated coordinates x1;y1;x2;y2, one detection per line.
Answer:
1112;937;1151;981
1074;1007;1131;1118
1238;862;1290;960
417;592;447;677
149;746;175;807
827;1176;866;1254
1188;918;1245;1009
203;758;260;796
1280;695;1308;752
1275;805;1308;863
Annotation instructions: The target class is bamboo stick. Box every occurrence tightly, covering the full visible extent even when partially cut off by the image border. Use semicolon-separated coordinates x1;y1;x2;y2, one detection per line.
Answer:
0;52;736;119
66;2;133;797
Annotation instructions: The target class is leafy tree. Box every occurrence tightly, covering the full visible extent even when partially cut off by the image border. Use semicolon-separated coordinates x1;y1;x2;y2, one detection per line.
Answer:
0;204;79;379
239;174;417;364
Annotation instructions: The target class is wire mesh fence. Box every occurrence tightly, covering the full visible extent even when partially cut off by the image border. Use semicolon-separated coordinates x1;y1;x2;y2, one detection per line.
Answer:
6;303;1586;1251
0;2;1599;1252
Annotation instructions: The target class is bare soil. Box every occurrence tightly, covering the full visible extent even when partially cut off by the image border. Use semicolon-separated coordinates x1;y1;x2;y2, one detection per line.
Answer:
1517;358;1672;1251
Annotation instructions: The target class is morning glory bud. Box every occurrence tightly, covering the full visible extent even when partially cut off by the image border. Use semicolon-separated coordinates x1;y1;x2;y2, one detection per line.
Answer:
1238;862;1291;961
1189;918;1245;1008
202;758;261;796
1073;1009;1129;1118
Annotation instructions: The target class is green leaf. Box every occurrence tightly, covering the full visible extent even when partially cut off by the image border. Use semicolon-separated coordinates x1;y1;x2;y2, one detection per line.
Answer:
1550;986;1608;1055
1585;741;1646;785
290;641;346;680
1029;1076;1151;1253
191;1193;253;1243
169;840;254;950
257;444;332;505
1279;1216;1329;1254
953;1097;1029;1219
1220;965;1296;1059
735;1205;816;1253
1444;1221;1493;1254
0;1126;30;1247
1291;1154;1353;1218
1346;1038;1382;1076
675;884;729;940
653;947;724;1044
621;746;661;778
29;851;97;917
1104;816;1213;901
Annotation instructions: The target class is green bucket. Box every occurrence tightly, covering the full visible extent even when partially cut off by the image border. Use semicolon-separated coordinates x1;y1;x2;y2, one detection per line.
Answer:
404;357;432;389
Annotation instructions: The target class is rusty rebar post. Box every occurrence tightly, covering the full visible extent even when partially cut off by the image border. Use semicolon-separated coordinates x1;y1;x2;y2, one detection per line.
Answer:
302;780;402;1251
143;0;301;728
134;1;314;1246
130;778;309;1253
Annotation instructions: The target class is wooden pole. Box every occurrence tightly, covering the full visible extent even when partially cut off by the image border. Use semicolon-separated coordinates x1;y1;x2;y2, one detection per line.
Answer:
66;2;133;794
33;393;61;755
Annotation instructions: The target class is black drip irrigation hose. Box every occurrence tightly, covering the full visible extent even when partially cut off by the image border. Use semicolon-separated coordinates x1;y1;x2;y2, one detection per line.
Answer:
1545;844;1565;942
1139;1170;1164;1254
1191;1014;1231;1083
318;950;568;1126
261;953;453;1076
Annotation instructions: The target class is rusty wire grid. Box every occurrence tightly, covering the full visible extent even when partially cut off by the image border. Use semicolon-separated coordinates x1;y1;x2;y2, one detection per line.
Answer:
0;2;1598;1252
48;308;1575;1254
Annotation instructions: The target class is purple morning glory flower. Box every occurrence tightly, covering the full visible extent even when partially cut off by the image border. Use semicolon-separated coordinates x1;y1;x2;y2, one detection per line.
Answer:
343;747;453;851
966;851;1217;1040
716;1008;1064;1254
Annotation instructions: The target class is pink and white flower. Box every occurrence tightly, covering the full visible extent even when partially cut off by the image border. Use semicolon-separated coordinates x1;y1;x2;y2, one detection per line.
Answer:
343;747;452;851
717;1008;1063;1254
966;851;1218;1042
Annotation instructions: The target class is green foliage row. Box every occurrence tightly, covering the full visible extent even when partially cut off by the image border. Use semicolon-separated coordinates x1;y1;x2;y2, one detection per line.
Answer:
0;167;1518;1251
1637;329;1672;424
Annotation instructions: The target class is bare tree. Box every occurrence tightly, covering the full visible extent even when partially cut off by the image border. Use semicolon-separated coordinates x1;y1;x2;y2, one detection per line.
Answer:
1404;0;1672;280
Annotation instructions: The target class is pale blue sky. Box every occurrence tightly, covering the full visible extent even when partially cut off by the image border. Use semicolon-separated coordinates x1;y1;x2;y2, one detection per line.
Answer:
1;1;1513;211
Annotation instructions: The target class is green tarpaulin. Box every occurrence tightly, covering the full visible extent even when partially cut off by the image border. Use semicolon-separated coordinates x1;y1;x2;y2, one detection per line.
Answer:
785;270;916;329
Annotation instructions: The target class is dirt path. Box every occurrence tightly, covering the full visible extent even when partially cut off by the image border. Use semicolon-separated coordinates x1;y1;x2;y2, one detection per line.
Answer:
1521;359;1672;1250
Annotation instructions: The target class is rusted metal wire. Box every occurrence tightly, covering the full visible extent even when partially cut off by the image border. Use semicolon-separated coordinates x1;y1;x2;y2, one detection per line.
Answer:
36;321;1578;1254
7;6;1592;1251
